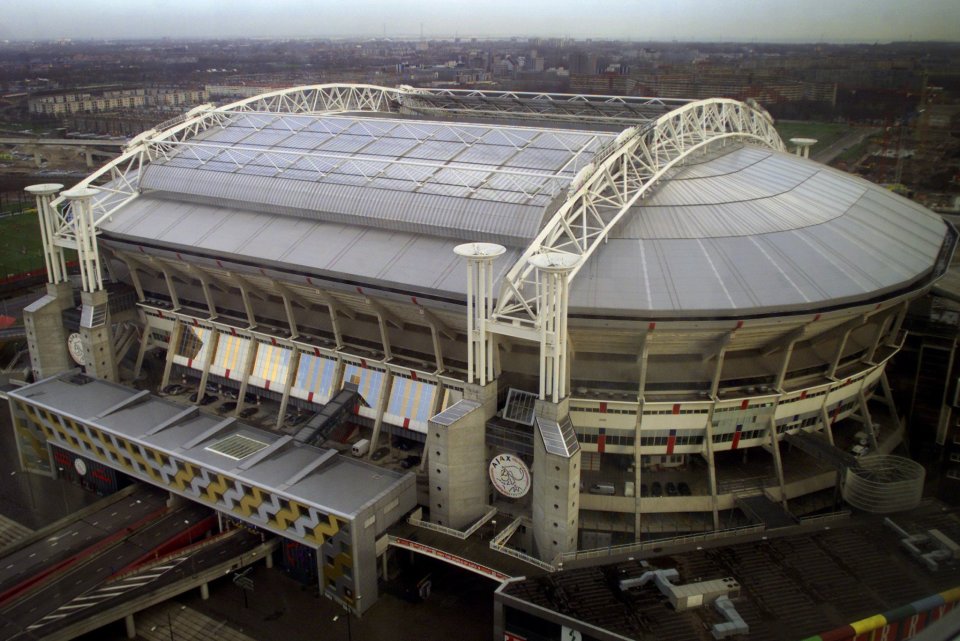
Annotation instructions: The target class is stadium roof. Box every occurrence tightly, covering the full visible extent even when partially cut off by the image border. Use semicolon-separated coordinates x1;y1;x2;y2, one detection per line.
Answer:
78;85;954;319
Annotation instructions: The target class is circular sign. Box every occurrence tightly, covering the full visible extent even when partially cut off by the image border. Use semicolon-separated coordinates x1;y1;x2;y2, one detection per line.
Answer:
67;333;86;366
489;454;531;498
74;457;87;476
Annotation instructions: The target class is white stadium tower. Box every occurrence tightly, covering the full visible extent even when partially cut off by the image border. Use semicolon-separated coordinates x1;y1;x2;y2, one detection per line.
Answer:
9;85;955;603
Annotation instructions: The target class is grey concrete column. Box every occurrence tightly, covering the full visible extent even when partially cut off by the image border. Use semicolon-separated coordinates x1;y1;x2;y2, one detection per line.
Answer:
79;288;118;382
265;550;274;569
200;582;210;600
124;613;136;639
429;399;486;529
24;281;75;379
532;399;580;561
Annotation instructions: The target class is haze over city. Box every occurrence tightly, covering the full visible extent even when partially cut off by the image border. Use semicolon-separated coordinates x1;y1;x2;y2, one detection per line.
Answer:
3;0;960;42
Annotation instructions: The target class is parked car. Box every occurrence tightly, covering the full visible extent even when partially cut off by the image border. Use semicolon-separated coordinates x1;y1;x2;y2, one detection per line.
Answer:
651;482;663;497
400;455;422;469
640;483;649;497
678;482;691;496
371;446;390;462
161;384;187;396
393;438;414;451
238;406;258;419
218;401;238;414
189;392;217;405
288;412;314;427
205;382;220;394
666;481;678;497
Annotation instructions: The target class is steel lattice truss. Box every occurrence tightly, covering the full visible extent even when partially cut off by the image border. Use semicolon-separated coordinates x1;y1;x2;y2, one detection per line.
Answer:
492;98;786;325
399;87;692;126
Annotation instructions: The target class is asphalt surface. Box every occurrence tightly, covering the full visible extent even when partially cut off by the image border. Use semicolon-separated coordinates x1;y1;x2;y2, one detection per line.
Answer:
0;502;210;640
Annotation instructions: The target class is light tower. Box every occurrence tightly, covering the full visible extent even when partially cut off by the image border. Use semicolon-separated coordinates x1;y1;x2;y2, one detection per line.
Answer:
528;252;579;404
789;137;817;159
454;242;506;387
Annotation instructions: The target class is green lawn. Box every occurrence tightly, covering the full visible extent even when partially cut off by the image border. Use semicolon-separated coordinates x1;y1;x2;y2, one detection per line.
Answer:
775;121;853;151
0;212;46;278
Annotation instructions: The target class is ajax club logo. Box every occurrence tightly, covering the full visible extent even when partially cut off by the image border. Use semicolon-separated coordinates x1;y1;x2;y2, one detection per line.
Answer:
489;454;531;498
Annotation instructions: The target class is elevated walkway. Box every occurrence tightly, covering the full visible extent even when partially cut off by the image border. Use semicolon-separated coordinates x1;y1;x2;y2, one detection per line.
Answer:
735;494;799;530
784;431;857;470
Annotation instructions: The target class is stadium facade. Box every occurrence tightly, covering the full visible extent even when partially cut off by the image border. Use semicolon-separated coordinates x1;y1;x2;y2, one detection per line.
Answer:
12;85;956;590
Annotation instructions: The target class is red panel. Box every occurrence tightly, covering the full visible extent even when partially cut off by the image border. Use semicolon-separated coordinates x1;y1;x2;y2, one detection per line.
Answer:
741;399;749;410
731;426;743;450
402;417;410;430
307;392;314;403
666;429;676;455
599;402;607;413
225;368;231;379
672;403;680;415
264;380;271;391
597;433;606;453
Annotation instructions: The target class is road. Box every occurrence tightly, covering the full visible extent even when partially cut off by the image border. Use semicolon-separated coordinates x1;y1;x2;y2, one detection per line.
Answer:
811;127;879;164
0;501;211;640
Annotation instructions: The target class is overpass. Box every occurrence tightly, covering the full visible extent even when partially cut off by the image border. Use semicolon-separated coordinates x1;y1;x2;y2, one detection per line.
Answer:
0;136;124;168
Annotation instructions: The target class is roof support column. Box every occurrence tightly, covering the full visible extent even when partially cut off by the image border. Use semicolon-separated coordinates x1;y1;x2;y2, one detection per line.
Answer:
281;293;299;340
858;389;880;451
234;333;259;417
828;324;857;380
275;347;301;429
455;243;505;387
161;319;183;390
879;370;904;436
887;301;909;347
703;404;721;531
368;370;393;458
764;413;787;507
819;405;836;446
159;267;181;311
195;329;221;406
119;258;146;302
238;284;257;328
197;275;217;320
863;313;892;365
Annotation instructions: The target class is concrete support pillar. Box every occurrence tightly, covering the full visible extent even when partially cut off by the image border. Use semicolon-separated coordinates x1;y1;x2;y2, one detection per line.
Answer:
85;149;94;167
368;370;393;457
79;288;118;382
265;550;274;569
274;348;301;429
200;582;210;600
124;613;136;639
703;405;721;530
24;281;75;380
161;319;183;390
765;415;788;506
532;397;579;561
195;329;221;404
429;399;486;529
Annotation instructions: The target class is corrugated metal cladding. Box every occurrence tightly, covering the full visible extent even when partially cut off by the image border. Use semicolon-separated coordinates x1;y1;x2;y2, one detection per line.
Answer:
574;145;950;316
138;112;611;246
100;195;519;298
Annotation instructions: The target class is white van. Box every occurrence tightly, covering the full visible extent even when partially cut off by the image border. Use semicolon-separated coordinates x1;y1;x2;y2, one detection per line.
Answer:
352;438;370;457
624;481;635;497
589;483;616;495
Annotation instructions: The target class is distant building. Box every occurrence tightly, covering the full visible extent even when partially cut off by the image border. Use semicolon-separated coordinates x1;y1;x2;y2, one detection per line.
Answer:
28;86;208;117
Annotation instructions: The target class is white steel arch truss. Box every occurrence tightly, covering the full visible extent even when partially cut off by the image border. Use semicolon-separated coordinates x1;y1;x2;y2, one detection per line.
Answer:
492;98;786;326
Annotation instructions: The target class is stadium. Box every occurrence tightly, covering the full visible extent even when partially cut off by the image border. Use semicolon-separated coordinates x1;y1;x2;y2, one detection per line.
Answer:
9;84;956;607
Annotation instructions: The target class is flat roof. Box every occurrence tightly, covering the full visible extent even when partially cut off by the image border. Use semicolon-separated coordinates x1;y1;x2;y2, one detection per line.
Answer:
500;505;960;641
10;373;409;520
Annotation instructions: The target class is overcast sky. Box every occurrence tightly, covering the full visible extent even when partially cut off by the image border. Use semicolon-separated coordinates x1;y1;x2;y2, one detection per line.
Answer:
2;0;959;43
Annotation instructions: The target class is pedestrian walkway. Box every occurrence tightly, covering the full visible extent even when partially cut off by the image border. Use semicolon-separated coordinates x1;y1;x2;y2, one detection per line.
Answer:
0;513;32;552
136;602;257;641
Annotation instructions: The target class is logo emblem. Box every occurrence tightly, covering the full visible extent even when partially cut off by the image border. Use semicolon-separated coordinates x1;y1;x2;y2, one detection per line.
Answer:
489;454;530;498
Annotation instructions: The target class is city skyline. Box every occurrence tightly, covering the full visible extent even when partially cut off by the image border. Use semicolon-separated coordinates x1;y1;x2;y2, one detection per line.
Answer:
2;0;960;44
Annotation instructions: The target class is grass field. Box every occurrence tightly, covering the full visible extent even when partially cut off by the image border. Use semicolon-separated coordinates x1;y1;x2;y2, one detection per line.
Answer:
774;121;854;152
0;212;45;278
